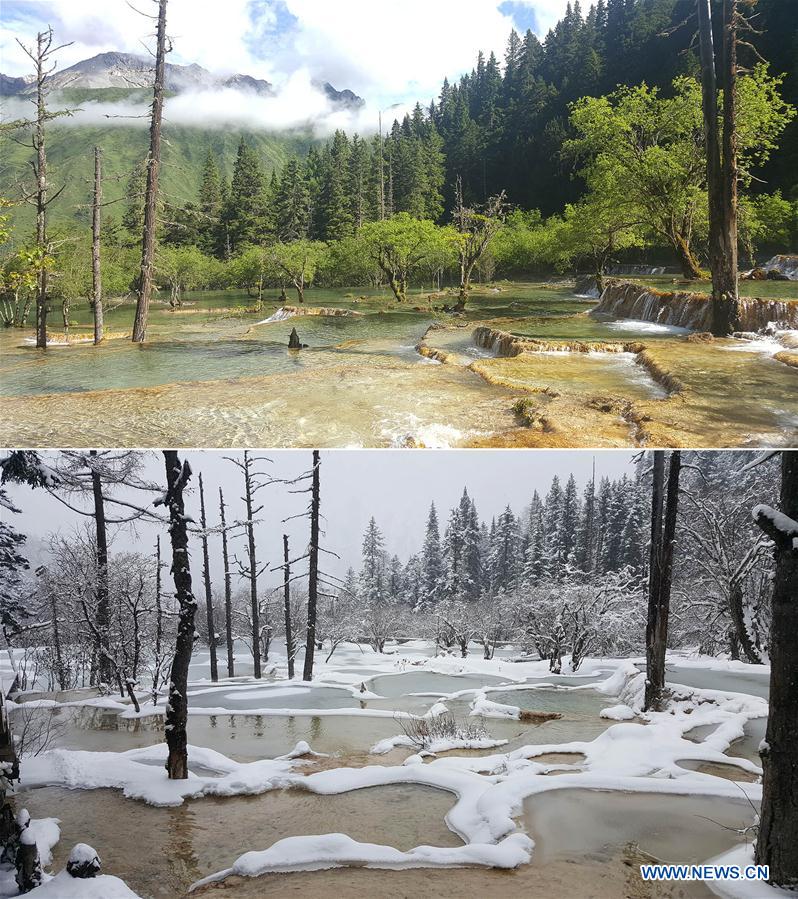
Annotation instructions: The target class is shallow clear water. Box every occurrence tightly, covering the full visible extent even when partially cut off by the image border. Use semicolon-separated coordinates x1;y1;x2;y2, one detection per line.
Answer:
488;687;609;716
2;281;796;448
666;665;770;699
366;671;507;698
20;784;460;898
524;789;756;865
186;683;360;711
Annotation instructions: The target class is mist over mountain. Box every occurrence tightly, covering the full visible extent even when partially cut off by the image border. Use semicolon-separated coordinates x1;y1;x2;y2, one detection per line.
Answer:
0;50;364;106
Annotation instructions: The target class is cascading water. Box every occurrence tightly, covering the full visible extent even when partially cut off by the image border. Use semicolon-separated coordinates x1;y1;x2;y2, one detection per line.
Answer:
256;306;363;324
592;281;798;331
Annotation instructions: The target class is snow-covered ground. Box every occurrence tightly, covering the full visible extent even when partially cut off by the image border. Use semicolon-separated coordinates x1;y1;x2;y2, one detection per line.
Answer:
2;642;782;898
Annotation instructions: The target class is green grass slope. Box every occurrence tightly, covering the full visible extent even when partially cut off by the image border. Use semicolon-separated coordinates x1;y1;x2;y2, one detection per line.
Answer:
1;97;316;236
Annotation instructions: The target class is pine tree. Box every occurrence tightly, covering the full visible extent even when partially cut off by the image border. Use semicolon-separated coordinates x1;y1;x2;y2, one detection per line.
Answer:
387;554;404;602
273;158;310;241
574;475;597;573
442;504;464;599
359;517;386;605
522;491;546;586
197;149;223;256
222;138;269;253
458;490;482;600
403;554;424;609
318;131;354;241
348;134;371;229
121;158;147;241
421;503;444;604
558;473;580;568
543;475;564;578
490;505;520;595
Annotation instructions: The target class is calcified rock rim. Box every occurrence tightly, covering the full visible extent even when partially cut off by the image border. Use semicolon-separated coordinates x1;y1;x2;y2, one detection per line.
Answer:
593;279;798;332
467;326;684;397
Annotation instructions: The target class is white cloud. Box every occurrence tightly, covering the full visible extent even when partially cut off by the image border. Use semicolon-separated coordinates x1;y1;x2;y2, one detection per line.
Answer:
1;0;573;106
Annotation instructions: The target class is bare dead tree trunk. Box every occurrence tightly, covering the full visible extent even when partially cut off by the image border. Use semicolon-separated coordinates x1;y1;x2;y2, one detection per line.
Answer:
152;536;163;703
198;473;218;682
728;580;762;663
16;30;74;347
219;488;235;678
89;450;112;686
697;0;740;335
645;450;666;709
283;534;295;680
131;0;168;343
161;451;196;780
33;34;49;350
645;451;681;711
242;452;262;679
755;451;798;887
49;588;66;690
378;109;385;221
302;450;320;681
92;146;104;345
719;0;740;321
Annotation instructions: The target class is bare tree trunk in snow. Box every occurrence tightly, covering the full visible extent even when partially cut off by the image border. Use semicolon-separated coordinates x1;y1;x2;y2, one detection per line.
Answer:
219;488;235;678
645;450;681;711
283;534;295;680
302;450;320;681
755;451;798;887
162;451;196;780
198;473;218;682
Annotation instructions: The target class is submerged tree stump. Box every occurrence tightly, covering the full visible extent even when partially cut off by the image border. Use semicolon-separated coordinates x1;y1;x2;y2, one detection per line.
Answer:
15;824;42;893
288;327;308;349
66;843;101;878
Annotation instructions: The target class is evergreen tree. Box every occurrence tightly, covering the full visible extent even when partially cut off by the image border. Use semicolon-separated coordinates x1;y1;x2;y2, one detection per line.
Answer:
222;138;269;253
421;502;444;603
121;158;147;241
197;149;223;256
442;504;464;599
543;475;564;578
318;131;354;241
458;490;482;600
359;516;386;605
558;473;580;568
490;505;520;595
273;158;310;242
574;475;597;573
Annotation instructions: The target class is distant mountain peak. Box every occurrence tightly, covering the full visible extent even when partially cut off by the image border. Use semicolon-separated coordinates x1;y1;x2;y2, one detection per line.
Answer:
0;52;363;107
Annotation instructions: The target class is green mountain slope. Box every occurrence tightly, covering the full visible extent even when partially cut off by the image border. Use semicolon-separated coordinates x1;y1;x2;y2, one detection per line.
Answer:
1;105;315;235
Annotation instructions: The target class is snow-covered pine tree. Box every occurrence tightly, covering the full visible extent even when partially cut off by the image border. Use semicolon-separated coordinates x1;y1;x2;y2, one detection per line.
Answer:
421;502;445;605
459;491;482;601
543;475;564;579
558;473;580;570
359;517;387;605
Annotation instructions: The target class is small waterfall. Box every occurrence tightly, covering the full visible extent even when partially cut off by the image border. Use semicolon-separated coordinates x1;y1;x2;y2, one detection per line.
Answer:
607;264;667;276
760;254;798;281
471;326;640;357
257;306;297;324
256;305;363;325
592;280;798;332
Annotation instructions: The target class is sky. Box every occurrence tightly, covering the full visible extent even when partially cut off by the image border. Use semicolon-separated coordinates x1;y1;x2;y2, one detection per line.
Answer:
3;449;636;593
0;0;572;132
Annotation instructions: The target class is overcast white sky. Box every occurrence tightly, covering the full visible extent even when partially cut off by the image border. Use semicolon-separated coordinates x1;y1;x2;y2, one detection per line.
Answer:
4;450;636;592
0;0;571;106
